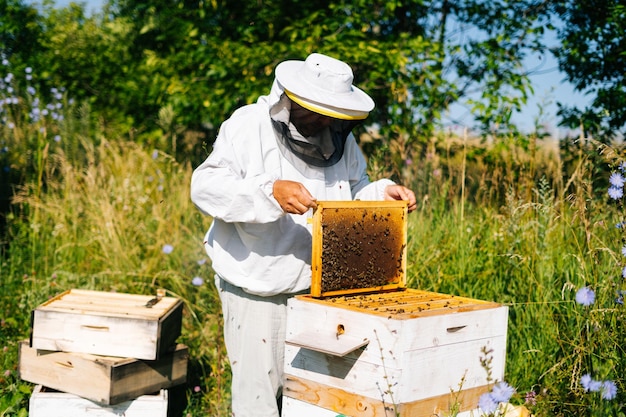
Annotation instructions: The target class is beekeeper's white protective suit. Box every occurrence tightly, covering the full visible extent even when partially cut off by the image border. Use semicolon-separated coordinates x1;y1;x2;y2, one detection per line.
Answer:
190;53;400;417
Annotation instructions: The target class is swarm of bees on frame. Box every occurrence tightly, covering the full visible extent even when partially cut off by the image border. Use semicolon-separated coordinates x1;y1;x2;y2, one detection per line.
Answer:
320;207;405;293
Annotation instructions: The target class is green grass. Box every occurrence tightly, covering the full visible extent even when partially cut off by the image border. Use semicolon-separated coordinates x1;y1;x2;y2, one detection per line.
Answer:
1;104;625;416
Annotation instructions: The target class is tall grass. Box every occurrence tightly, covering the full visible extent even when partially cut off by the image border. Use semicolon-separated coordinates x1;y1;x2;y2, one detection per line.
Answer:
1;68;625;415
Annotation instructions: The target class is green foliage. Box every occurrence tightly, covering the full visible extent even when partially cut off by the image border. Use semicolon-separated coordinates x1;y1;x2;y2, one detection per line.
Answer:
554;1;626;141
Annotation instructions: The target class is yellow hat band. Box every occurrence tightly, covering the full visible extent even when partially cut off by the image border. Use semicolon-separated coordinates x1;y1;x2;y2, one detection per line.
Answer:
285;90;369;121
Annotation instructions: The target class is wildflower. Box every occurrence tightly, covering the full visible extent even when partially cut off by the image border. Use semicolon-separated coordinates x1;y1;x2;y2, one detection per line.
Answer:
3;370;9;378
589;379;603;393
609;172;625;188
152;150;159;159
197;258;207;265
27;86;36;95
491;381;515;403
162;244;174;254
581;374;593;391
53;135;61;143
621;162;626;172
191;276;204;286
405;158;413;165
524;390;536;406
575;286;595;306
1;59;8;66
608;186;624;200
193;385;201;393
622;266;626;279
25;67;32;74
601;380;617;400
478;392;498;414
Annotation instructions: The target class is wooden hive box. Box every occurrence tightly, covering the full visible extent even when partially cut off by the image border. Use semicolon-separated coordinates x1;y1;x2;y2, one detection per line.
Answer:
28;385;168;417
283;201;509;417
30;289;183;360
19;341;188;405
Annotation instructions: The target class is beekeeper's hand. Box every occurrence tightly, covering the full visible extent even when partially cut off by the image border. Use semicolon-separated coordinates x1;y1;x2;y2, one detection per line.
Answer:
273;180;318;215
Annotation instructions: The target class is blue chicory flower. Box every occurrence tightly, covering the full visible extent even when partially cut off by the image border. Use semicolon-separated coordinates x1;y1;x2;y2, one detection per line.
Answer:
575;286;595;306
601;380;617;400
589;379;603;392
609;172;625;188
490;381;516;403
608;186;624;200
478;392;499;414
581;374;593;392
191;276;204;286
162;244;174;254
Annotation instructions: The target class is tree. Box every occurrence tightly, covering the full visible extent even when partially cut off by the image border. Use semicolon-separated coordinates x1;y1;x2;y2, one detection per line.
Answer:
553;1;626;142
108;0;550;167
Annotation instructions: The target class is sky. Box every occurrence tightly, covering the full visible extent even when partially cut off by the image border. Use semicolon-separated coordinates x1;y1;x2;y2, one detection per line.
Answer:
26;0;590;138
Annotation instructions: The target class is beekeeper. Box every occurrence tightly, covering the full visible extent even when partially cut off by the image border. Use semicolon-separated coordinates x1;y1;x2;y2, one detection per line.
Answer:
190;52;416;417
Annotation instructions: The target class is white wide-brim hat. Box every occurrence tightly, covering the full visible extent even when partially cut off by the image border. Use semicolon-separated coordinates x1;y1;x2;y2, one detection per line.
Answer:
275;53;375;120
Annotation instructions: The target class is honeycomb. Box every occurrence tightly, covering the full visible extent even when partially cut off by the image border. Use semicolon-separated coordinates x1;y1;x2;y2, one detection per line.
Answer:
314;203;406;295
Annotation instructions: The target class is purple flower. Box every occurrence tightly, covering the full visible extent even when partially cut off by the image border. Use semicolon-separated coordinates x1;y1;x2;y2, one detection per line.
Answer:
622;266;626;279
491;381;515;403
581;374;593;391
191;276;204;286
609;186;624;200
478;393;498;414
601;380;617;400
162;244;174;254
609;172;625;188
524;390;536;406
575;286;595;306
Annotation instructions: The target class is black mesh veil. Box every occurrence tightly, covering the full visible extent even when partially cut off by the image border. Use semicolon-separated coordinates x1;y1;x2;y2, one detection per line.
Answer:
270;94;363;167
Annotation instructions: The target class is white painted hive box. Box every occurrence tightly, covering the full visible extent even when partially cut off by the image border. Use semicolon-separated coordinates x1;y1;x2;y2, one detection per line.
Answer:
284;290;509;417
30;289;183;360
19;341;188;405
28;385;168;417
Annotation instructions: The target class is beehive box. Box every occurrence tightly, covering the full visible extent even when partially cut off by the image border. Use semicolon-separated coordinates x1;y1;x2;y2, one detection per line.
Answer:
28;385;168;417
284;291;508;416
19;341;188;405
283;201;509;416
30;289;183;360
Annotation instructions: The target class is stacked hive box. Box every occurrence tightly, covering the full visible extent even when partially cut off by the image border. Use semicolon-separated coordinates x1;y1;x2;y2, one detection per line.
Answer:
18;289;188;417
282;201;509;417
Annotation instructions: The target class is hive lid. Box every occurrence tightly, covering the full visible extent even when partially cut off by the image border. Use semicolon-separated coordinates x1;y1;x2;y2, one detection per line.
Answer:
310;200;408;298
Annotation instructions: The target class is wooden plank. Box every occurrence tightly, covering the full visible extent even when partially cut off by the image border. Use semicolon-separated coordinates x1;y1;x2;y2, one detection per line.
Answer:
284;374;490;417
19;341;188;405
286;331;369;357
29;385;168;417
37;289;180;320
